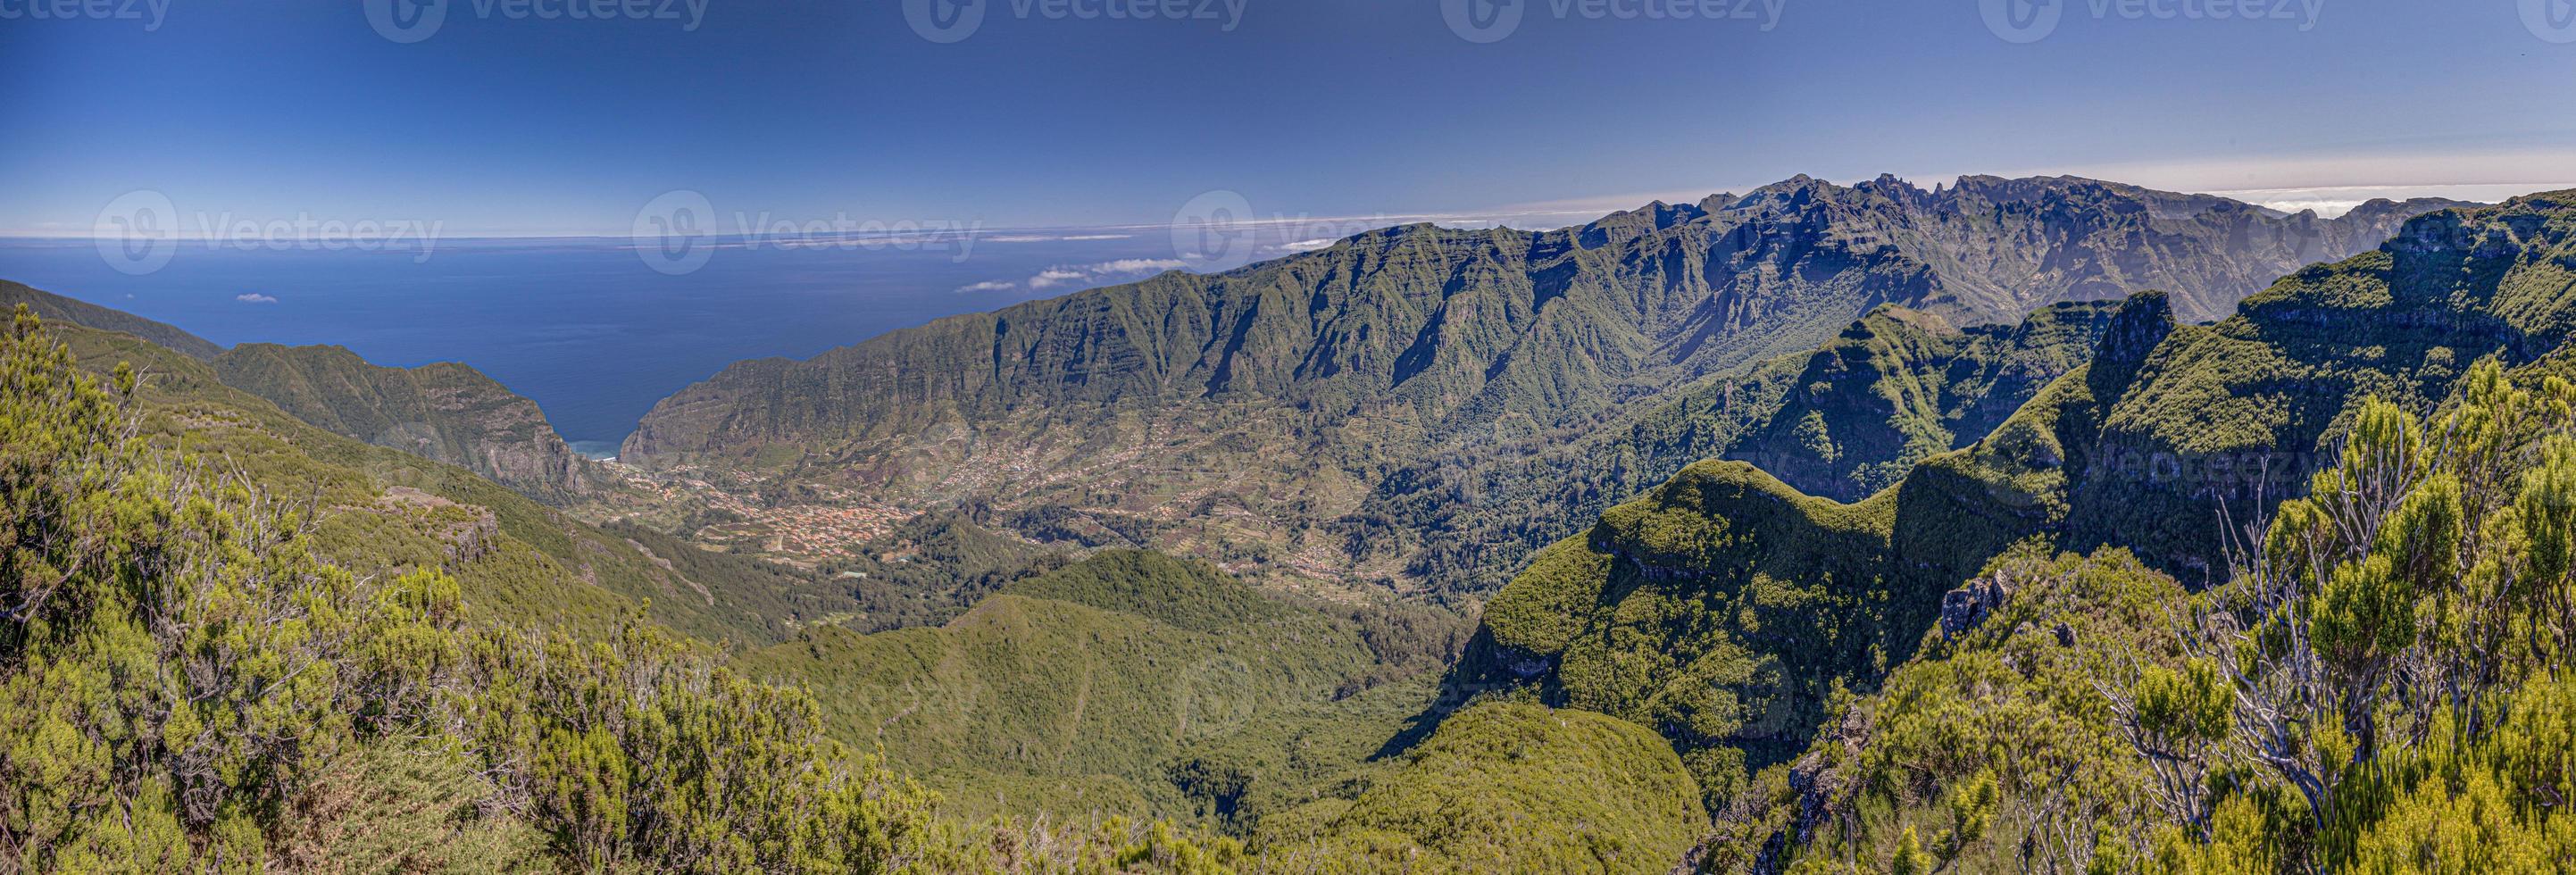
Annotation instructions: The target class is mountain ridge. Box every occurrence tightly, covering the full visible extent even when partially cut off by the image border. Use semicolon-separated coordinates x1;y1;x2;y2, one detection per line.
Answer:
620;173;2467;593
0;279;224;360
1452;189;2576;821
213;341;606;502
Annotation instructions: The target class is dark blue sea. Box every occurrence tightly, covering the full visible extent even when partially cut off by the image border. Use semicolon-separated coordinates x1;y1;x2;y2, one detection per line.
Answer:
0;231;1230;450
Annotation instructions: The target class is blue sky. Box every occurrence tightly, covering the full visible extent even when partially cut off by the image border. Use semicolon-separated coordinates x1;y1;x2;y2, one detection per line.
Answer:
5;0;2575;235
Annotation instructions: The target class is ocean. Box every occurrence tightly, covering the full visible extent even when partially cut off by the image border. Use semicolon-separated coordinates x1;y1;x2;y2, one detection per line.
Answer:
0;231;1221;450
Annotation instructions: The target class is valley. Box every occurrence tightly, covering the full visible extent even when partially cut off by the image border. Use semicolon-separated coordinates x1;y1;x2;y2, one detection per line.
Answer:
9;185;2574;873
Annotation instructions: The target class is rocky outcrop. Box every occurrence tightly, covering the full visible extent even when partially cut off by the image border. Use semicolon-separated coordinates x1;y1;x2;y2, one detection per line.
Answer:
2067;191;2576;579
1938;572;2016;639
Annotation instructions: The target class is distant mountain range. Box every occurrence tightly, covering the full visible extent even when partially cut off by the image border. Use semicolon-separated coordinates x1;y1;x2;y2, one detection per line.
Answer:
617;174;2472;594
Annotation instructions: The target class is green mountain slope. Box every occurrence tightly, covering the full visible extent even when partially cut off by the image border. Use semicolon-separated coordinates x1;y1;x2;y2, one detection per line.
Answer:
819;509;1065;632
0;279;224;360
2067;189;2576;578
738;550;1439;827
620;176;2458;594
1263;700;1708;874
0;306;1255;872
1346;298;2120;595
1440;191;2576;856
1740;346;2576;873
213;342;605;503
1708;547;2201;874
41;313;852;649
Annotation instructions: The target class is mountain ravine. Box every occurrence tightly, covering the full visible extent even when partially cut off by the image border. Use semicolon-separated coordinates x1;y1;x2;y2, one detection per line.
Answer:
620;174;2468;593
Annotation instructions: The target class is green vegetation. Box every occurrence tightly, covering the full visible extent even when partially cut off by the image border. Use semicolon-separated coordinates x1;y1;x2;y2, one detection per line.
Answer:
1734;548;2198;873
1454;193;2576;871
2110;358;2576;872
39;317;843;649
4;306;1280;872
738;549;1443;829
1465;444;2051;806
1744;351;2576;874
0;308;940;871
1263;700;1707;873
822;509;1071;632
1354;297;2122;596
2069;191;2576;577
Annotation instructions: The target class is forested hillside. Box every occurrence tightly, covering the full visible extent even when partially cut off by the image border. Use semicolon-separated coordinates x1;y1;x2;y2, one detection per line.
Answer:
1735;347;2576;873
1433;190;2576;871
740;550;1463;829
0;307;1269;871
1346;298;2122;595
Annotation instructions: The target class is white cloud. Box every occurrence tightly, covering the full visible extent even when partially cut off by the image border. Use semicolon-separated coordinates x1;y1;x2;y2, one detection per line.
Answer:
1280;238;1338;252
984;232;1138;244
1027;268;1091;290
977;259;1191;293
2210;183;2559;218
236;293;279;304
2248;198;2370;218
1090;258;1187;273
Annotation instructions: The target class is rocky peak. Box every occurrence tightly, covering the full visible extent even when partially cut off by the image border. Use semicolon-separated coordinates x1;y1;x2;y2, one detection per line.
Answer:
2097;290;2177;375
